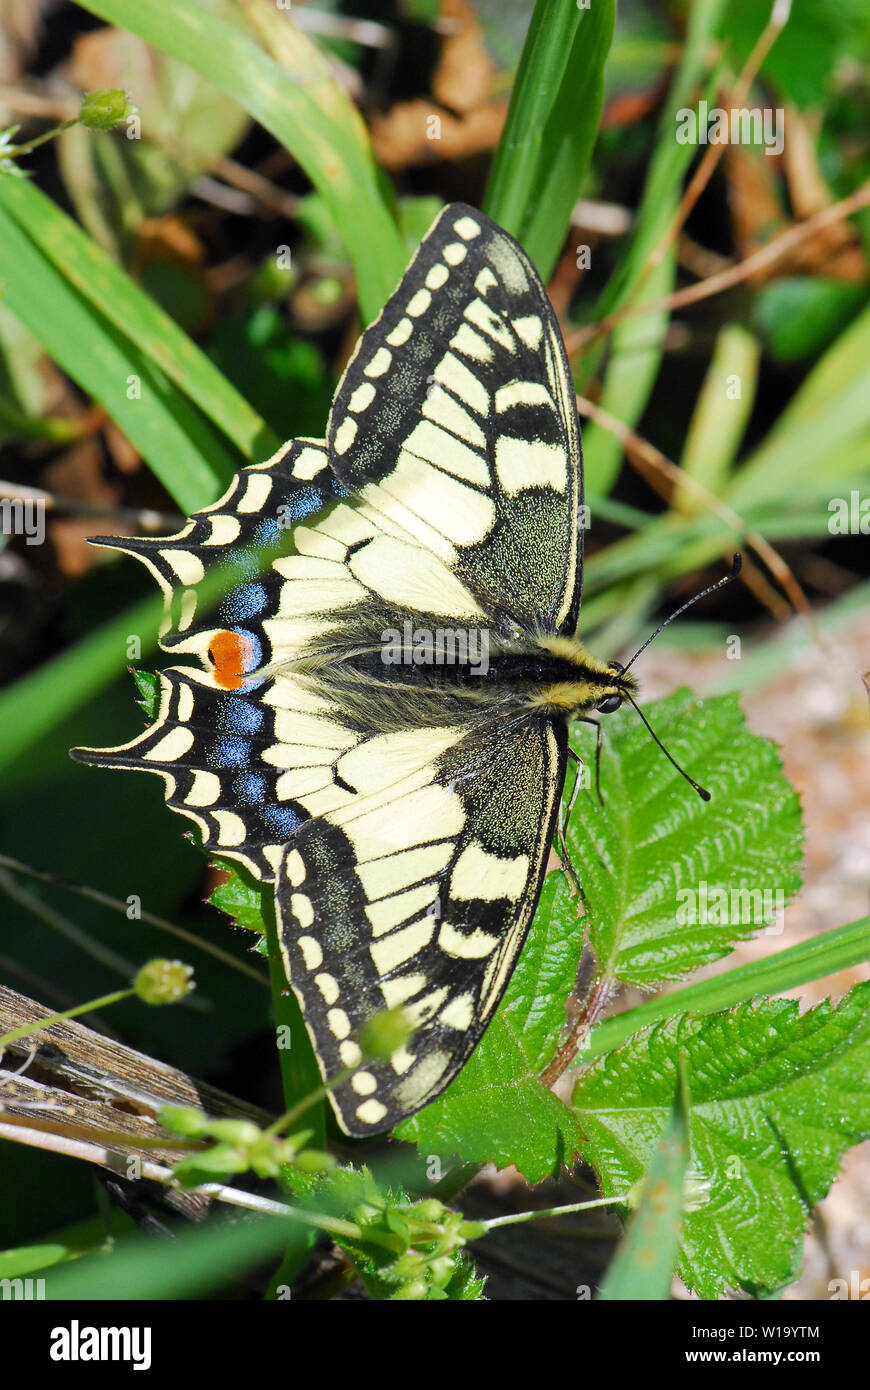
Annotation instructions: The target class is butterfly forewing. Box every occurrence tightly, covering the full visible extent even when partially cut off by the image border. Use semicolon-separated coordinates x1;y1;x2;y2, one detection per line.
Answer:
328;204;581;635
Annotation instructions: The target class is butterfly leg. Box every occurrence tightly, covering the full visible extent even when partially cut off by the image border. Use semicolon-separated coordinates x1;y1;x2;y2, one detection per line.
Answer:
557;748;585;896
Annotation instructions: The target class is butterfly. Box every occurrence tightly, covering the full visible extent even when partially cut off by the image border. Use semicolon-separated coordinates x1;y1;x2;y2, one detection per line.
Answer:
73;204;736;1136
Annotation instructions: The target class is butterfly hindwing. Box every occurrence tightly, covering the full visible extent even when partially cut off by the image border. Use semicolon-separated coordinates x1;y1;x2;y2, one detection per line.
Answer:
327;203;581;636
276;715;566;1135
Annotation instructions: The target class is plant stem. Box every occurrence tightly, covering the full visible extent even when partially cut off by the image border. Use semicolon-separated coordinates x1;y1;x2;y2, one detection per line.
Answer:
482;1192;631;1231
0;988;133;1047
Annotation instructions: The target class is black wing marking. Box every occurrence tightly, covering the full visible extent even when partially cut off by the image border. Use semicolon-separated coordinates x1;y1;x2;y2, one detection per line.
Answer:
70;439;350;880
327;203;582;636
276;714;567;1135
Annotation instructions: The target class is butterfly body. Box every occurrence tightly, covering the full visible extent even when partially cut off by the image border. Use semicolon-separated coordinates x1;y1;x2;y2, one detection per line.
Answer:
72;203;636;1135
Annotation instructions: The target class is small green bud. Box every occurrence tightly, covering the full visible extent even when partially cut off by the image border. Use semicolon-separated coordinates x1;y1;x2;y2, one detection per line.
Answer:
429;1255;455;1288
172;1144;244;1186
458;1220;486;1241
291;1149;336;1173
312;277;343;307
249;1141;282;1179
159;1105;209;1137
389;1250;426;1282
358;1007;413;1061
133;958;194;1005
410;1198;445;1224
206;1118;261;1146
79;89;134;131
390;1278;428;1301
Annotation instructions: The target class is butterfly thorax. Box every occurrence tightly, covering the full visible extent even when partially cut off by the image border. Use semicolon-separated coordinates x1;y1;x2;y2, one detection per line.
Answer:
290;613;637;729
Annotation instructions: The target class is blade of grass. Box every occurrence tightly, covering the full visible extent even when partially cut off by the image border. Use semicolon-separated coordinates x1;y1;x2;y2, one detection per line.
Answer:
485;0;615;279
589;0;728;327
576;1;727;490
0;592;164;779
581;250;675;495
579;914;870;1065
74;0;405;324
0;200;235;511
674;324;761;514
729;300;870;511
484;1;580;239
42;1212;305;1299
597;1082;688;1301
0;177;278;462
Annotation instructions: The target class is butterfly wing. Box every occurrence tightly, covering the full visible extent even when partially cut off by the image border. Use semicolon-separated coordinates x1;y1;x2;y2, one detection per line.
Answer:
72;203;584;1132
277;714;566;1135
327;203;582;636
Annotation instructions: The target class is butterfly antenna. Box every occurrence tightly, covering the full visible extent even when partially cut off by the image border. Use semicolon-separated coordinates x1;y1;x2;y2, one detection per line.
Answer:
624;693;710;801
621;553;742;675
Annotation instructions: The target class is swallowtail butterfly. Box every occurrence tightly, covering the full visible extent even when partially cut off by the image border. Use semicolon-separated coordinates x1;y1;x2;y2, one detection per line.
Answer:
73;205;733;1135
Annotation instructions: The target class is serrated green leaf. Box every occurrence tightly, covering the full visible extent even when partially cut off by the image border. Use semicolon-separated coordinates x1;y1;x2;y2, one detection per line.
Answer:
130;668;161;721
209;859;267;938
570;691;803;985
582;913;870;1063
397;873;586;1181
574;984;870;1299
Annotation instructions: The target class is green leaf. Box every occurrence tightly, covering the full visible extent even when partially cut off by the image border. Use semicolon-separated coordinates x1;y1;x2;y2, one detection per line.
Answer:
752;277;867;363
130;668;161;720
570;691;803;986
75;0;405;325
581;913;870;1064
209;860;268;938
723;0;869;109
398;874;586;1182
597;1083;688;1301
575;984;870;1298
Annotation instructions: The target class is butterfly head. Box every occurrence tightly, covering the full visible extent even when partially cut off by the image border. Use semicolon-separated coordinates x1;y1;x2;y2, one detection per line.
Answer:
594;659;637;715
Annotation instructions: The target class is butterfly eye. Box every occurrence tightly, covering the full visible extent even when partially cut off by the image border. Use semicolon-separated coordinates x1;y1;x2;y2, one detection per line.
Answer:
597;692;622;714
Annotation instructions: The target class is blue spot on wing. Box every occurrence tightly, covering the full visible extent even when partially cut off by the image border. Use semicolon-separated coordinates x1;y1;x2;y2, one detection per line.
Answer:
275;485;327;526
234;772;267;804
221;583;267;623
262;804;303;838
219;697;264;735
211;737;250;768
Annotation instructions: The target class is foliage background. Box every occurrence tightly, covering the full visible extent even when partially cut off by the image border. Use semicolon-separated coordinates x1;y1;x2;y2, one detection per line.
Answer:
0;0;868;1299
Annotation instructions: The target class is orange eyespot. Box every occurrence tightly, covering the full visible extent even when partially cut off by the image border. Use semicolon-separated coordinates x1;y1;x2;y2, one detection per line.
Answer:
208;630;249;690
